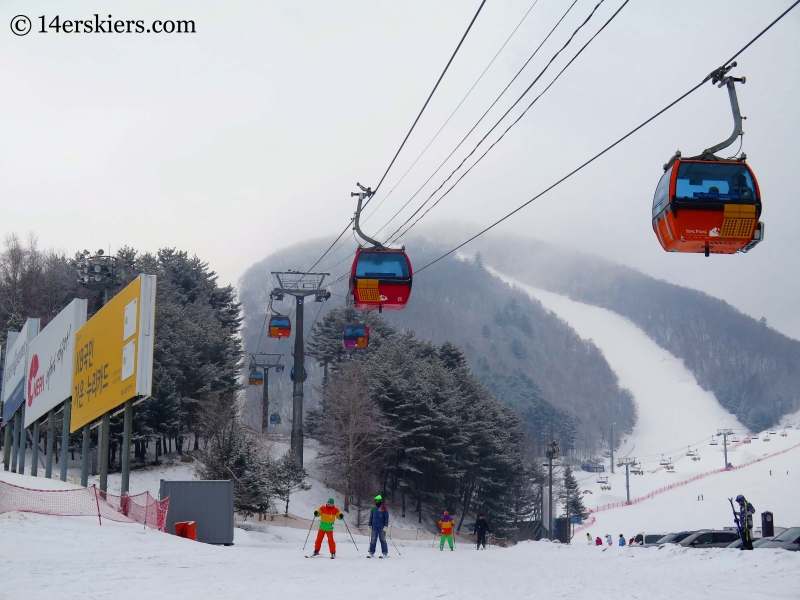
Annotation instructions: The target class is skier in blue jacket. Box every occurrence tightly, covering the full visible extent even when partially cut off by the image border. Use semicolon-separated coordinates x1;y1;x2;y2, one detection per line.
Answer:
618;534;626;546
367;495;389;558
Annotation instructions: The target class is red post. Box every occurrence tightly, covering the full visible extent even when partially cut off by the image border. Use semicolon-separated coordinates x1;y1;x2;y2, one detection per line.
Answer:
92;485;102;526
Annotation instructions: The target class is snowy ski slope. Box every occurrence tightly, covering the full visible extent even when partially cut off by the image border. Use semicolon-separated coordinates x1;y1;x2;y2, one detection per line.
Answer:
487;267;800;535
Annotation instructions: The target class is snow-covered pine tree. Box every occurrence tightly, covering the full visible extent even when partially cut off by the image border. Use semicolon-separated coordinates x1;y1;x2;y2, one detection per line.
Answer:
273;452;311;516
560;464;589;524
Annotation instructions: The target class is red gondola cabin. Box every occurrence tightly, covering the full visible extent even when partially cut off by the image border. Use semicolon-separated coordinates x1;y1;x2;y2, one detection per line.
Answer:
652;157;764;256
350;249;412;311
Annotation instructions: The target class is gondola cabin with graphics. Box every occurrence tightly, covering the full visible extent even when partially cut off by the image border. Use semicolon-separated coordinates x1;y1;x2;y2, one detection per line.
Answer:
268;315;291;338
350;249;412;311
342;324;370;350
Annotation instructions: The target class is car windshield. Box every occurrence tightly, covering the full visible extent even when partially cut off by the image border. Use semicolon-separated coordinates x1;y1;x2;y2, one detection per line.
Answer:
772;527;800;542
675;162;756;201
672;532;692;543
655;534;676;543
645;535;664;544
356;252;409;279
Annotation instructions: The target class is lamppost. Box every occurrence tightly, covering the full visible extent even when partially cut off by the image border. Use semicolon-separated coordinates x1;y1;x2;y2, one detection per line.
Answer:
545;439;560;541
76;250;126;492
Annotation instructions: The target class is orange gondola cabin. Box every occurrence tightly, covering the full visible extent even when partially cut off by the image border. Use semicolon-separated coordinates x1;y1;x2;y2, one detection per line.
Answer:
268;315;291;338
350;249;412;311
652;155;764;256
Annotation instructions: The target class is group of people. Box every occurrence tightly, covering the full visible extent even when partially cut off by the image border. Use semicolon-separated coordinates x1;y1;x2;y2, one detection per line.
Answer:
584;494;757;550
310;496;491;558
587;533;629;546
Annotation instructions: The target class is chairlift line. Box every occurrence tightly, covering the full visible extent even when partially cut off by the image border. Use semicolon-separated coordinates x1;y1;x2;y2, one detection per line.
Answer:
412;0;800;275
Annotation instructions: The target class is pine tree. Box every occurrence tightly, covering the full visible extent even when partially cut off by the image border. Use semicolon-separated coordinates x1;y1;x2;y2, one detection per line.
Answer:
273;452;311;516
560;465;589;523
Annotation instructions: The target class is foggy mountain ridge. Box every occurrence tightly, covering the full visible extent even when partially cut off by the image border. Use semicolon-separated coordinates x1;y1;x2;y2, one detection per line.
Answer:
465;232;800;432
240;236;637;457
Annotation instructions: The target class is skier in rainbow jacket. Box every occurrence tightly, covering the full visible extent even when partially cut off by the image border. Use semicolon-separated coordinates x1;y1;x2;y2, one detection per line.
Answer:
438;510;456;551
367;494;389;558
312;498;344;558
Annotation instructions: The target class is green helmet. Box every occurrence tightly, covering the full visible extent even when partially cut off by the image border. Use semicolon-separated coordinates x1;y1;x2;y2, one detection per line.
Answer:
374;495;383;501
327;498;335;504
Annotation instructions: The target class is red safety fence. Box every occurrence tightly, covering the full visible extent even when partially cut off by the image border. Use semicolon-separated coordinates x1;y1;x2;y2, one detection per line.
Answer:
589;442;800;514
0;479;169;531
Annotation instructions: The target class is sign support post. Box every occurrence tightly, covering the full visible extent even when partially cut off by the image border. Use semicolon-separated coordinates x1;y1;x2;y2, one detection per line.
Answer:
45;409;55;478
11;413;19;472
31;418;40;476
121;400;132;494
81;424;90;486
60;399;71;481
2;424;11;471
17;404;25;474
99;412;110;493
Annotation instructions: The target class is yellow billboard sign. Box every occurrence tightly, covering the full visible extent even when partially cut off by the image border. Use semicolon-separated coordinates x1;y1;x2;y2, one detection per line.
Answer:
70;275;156;432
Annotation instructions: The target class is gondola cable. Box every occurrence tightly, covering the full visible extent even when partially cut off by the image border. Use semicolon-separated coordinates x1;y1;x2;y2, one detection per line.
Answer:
414;0;800;274
373;0;581;240
385;0;617;245
389;0;629;244
296;0;487;278
361;0;541;228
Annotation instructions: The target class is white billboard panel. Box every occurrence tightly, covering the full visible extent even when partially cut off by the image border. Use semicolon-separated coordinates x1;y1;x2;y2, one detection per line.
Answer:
2;319;40;423
24;300;88;427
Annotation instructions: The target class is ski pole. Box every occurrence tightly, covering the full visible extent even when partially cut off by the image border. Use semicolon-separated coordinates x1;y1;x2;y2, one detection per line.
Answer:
342;518;359;552
388;530;402;556
302;516;317;552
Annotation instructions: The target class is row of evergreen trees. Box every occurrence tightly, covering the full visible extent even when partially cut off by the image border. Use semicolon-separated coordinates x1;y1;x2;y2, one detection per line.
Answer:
307;306;588;535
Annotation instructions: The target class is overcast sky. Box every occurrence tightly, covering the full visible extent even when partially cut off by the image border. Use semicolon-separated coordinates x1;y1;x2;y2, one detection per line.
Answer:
2;0;798;338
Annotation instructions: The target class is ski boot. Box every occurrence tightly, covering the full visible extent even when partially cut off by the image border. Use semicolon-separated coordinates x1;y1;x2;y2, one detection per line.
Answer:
367;552;374;558
330;553;336;559
312;550;320;557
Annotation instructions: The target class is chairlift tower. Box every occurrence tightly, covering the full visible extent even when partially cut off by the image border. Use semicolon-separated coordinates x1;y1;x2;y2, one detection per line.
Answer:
249;353;284;433
716;428;734;470
544;439;560;541
617;457;637;504
271;271;330;466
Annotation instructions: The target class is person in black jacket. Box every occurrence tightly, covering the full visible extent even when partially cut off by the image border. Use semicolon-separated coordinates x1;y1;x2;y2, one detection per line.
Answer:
736;494;756;550
473;513;490;549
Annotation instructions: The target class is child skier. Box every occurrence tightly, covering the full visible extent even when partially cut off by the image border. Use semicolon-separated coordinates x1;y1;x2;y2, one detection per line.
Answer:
367;494;389;558
586;533;593;545
605;534;613;546
618;534;626;546
312;498;344;558
438;510;455;551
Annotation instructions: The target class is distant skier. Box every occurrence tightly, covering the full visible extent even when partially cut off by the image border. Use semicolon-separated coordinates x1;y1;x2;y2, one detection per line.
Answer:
438;511;455;551
312;498;343;558
586;533;593;545
595;537;603;546
628;538;634;546
618;534;625;546
735;494;756;550
473;513;490;550
367;494;389;558
605;534;612;546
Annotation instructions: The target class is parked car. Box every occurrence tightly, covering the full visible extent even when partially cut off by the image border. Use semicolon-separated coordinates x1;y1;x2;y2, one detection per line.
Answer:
756;527;800;551
679;530;740;548
632;532;668;546
648;531;701;546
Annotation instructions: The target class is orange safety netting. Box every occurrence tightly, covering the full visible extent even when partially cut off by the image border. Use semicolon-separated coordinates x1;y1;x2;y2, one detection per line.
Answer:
0;479;169;531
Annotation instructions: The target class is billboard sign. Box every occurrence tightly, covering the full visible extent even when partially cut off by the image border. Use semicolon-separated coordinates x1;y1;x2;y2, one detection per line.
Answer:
24;299;88;428
70;275;156;432
2;319;40;423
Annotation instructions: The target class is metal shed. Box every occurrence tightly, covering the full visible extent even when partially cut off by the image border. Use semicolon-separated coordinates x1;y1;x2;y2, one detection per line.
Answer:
159;480;234;545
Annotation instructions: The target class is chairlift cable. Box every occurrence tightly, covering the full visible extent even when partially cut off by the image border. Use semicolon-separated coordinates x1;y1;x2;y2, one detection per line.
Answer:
411;0;799;270
361;0;541;227
366;0;488;203
382;0;607;245
373;0;580;241
389;0;629;244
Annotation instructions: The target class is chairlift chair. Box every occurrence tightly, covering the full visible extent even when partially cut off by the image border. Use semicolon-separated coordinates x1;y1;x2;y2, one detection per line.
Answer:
763;435;771;442
730;435;740;443
597;475;608;484
269;413;281;426
780;431;788;438
710;438;719;446
768;430;777;435
686;447;696;457
659;455;670;466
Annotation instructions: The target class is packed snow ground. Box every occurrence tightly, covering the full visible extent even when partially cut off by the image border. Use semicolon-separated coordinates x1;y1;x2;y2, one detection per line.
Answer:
3;273;800;598
1;478;798;600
